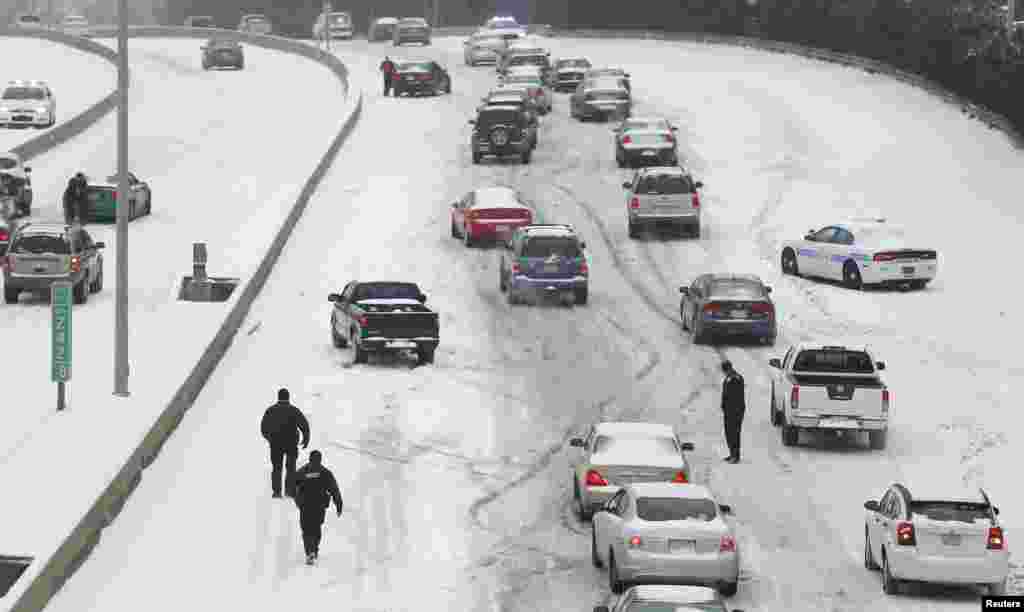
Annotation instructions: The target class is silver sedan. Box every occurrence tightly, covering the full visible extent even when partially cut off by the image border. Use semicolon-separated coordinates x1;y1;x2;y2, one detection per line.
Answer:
463;31;507;65
592;483;740;596
569;421;694;520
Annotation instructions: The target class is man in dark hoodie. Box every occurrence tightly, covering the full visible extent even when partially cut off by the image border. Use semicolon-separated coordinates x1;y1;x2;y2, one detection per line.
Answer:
720;360;746;463
62;172;88;224
288;449;343;565
260;388;310;498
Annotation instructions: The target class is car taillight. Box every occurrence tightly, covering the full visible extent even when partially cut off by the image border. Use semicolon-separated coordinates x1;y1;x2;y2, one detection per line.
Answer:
750;302;773;315
466;210;478;220
896;521;916;546
672;471;687;483
511;262;521;275
881;389;890;415
629;197;639;209
355;314;368;327
0;230;8;242
584;469;608;487
791;386;799;411
703;303;720;315
873;252;897;262
719;535;736;552
692;193;700;208
578;259;588;275
627;535;643;548
622;135;632;144
988;527;1005;550
69;255;81;273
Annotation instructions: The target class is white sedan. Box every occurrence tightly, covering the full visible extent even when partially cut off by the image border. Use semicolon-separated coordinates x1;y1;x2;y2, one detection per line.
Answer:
592;482;740;596
780;219;937;290
0;80;56;129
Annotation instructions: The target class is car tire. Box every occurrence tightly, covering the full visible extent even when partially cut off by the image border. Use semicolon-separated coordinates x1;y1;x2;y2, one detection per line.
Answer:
73;279;88;304
864;529;880;570
507;289;519;305
989;578;1008;596
445;79;452;94
627;220;639;239
463;228;475;248
590;527;602;566
146;192;152;215
609;552;624;594
770;391;779;426
616;153;625;168
5;287;19;304
90;266;103;293
576;482;593;522
521;149;531;164
416;346;435;365
781;423;799;447
353;339;368;364
692;224;701;239
882;552;902;595
238;61;244;70
869;429;887;450
574;287;588;305
844;261;864;290
499;270;507;292
451;219;460;239
781;248;800;276
720;581;738;597
909;279;928;290
472;151;482;164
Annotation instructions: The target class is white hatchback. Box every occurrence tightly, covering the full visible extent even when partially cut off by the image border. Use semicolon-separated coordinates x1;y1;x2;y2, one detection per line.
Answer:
864;483;1009;595
0;81;56;129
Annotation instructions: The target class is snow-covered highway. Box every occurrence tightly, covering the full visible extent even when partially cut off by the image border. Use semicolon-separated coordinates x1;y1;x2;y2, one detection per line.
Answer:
36;34;1024;612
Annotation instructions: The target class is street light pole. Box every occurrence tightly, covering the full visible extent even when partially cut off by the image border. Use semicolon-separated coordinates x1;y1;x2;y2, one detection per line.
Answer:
114;0;129;397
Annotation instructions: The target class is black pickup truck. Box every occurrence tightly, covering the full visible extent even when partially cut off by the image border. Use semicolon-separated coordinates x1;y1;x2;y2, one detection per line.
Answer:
328;281;440;365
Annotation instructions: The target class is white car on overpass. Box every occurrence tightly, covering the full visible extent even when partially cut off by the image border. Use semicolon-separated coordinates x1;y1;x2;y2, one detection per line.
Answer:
780;218;938;290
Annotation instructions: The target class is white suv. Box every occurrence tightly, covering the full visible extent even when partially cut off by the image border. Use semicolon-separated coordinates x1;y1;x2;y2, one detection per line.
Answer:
623;166;703;239
0;81;56;129
864;483;1009;595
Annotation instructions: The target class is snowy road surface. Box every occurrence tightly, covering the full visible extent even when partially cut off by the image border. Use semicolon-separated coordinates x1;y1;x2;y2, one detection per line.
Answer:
0;35;114;152
45;37;1021;612
0;36;348;568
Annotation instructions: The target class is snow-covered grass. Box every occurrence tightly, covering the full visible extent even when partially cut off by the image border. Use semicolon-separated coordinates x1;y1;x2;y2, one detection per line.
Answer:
0;36;115;152
0;38;353;610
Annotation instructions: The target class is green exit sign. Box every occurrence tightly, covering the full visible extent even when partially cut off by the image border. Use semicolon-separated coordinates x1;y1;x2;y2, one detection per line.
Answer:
51;281;72;383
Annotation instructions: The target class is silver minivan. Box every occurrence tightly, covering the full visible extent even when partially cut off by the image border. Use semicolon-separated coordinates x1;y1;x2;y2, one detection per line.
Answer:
623;167;703;238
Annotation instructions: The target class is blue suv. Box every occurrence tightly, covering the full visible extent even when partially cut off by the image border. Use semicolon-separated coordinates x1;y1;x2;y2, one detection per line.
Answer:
499;224;589;305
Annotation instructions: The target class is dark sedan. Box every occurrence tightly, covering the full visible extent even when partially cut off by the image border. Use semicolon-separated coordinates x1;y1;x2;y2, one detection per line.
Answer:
679;273;777;345
392;60;451;96
201;39;244;70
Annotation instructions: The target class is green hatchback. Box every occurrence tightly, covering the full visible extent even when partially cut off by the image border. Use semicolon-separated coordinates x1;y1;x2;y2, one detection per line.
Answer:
84;172;152;223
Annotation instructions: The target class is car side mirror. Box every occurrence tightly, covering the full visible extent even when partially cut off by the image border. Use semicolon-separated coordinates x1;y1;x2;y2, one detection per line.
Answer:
768;358;781;368
594;607;610;612
569;437;584;447
864;500;880;512
417;293;427;303
765;286;772;293
694;181;704;189
94;241;105;249
719;504;733;514
621;181;631;189
328;293;341;302
876;361;886;371
681;442;694;451
804;234;815;241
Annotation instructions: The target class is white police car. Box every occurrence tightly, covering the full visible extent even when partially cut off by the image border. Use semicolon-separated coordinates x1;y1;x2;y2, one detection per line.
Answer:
0;81;57;129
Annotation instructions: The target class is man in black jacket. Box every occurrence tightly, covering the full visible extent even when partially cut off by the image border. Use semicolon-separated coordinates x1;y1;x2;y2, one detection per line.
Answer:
720;360;746;463
288;450;343;565
260;388;310;498
62;173;88;224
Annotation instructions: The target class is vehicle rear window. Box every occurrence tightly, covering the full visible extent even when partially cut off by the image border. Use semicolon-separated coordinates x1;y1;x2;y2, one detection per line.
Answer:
397;62;431;72
353;283;421;300
594;435;678;455
523;236;580;258
635;175;693;195
637;497;717;522
624;603;726;612
0;159;16;170
510;55;545;65
20;16;41;23
910;501;992;523
478;109;521;124
400;18;427;25
190;17;214;26
706;280;764;298
13;234;69;255
793;349;874;373
2;87;45;100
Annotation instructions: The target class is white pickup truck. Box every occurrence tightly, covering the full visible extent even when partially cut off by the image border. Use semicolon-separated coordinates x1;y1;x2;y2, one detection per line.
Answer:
768;343;890;449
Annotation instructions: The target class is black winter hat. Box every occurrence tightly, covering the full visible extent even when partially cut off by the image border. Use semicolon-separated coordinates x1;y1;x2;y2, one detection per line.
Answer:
309;450;322;463
721;360;733;373
277;388;289;401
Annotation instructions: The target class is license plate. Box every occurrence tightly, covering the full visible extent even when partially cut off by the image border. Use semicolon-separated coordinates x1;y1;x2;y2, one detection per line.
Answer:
543;263;559;273
941;533;962;546
902;266;914;275
495;225;509;233
731;310;748;319
819;418;859;429
643;149;657;156
668;539;695;554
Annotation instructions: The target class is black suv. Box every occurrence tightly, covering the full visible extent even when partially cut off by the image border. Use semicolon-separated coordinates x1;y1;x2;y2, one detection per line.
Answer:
3;222;104;304
469;105;533;164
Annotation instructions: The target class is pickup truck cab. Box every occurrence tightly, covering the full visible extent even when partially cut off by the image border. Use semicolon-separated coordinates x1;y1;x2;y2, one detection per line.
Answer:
768;343;890;449
328;281;440;365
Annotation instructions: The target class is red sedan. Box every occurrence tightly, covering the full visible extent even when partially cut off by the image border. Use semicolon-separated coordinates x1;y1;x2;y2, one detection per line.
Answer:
450;186;533;246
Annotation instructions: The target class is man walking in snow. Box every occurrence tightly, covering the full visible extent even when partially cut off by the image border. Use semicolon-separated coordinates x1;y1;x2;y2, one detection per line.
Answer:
288;450;343;565
380;56;396;96
720;360;746;464
62;172;88;224
260;388;310;498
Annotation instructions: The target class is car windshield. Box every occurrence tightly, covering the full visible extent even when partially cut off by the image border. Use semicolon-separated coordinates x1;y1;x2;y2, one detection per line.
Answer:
510;55;545;65
594;435;678;454
706;279;764;298
2;87;45;100
636;497;718;522
13;234;69;255
635;175;694;195
559;59;590;68
523;236;581;258
623;120;665;131
910;501;992;523
793;349;875;373
624;604;726;612
19;16;41;23
0;158;17;170
353;283;421;301
397;62;431;72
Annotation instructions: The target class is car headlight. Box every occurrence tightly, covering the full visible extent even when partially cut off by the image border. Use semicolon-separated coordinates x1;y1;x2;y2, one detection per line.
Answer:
0;107;9;113
37;107;49;114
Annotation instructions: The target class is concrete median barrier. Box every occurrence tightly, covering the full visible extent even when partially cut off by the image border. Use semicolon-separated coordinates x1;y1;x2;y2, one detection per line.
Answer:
2;27;363;612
